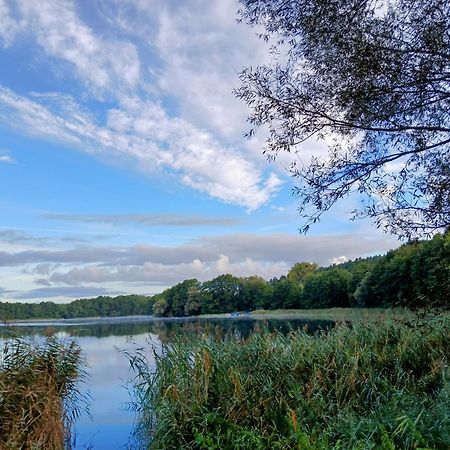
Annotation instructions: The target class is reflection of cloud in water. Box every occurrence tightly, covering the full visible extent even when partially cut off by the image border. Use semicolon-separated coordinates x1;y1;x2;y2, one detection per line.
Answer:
74;333;161;449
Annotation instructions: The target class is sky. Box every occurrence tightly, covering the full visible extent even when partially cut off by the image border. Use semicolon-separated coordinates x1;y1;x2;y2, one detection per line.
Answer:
0;0;399;303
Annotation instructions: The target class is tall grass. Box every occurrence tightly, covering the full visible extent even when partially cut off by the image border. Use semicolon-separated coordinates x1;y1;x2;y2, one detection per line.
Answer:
0;337;86;450
129;315;450;449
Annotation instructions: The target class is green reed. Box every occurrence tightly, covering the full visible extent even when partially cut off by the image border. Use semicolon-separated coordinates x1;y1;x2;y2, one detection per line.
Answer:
129;314;449;449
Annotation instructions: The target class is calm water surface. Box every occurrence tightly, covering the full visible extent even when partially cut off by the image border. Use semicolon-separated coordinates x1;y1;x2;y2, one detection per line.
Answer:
1;316;333;449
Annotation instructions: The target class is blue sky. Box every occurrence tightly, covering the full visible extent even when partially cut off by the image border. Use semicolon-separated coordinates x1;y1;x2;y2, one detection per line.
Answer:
0;0;399;302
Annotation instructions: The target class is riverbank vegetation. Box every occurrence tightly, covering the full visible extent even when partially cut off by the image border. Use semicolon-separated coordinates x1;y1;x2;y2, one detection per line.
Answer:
1;232;448;322
0;337;85;450
0;294;153;322
129;314;450;449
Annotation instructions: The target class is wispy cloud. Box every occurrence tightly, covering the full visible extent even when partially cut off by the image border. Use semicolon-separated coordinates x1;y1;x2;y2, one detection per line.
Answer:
42;212;241;227
0;0;284;209
0;0;20;47
13;285;124;300
0;154;13;163
6;0;140;94
0;86;282;209
0;229;46;244
0;148;14;163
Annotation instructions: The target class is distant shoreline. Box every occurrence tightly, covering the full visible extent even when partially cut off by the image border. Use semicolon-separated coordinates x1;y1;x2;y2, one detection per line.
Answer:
2;307;413;327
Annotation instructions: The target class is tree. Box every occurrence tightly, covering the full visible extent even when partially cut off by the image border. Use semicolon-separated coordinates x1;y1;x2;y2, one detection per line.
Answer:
287;262;318;285
269;276;303;309
240;276;273;310
236;0;450;238
184;285;203;316
302;268;352;308
202;274;243;313
152;294;169;317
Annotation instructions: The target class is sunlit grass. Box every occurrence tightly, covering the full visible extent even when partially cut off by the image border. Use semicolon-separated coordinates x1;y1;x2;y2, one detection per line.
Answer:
129;314;450;449
0;337;86;450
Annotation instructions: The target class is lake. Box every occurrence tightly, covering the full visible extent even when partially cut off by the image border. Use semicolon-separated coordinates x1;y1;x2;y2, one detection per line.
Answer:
0;315;333;449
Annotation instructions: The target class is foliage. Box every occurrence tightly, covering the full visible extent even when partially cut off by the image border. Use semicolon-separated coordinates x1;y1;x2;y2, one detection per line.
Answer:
236;0;450;238
287;262;318;285
129;315;450;449
0;294;154;322
0;337;86;450
202;274;244;314
354;233;450;308
302;268;352;308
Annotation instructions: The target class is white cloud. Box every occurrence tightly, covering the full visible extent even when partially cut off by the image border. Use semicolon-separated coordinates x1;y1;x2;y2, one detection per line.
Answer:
0;154;13;163
0;0;287;208
45;255;291;287
215;254;231;274
152;0;271;140
0;87;282;209
0;0;20;47
0;232;398;269
10;0;141;93
330;256;348;265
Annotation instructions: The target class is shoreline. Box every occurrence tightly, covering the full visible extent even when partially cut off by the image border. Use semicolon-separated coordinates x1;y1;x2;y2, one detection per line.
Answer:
2;307;413;327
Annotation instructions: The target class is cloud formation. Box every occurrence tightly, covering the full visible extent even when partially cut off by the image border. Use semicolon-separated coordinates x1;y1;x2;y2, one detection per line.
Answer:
0;1;402;302
0;231;398;300
1;0;140;93
0;0;283;210
16;286;124;300
0;233;396;268
42;213;242;227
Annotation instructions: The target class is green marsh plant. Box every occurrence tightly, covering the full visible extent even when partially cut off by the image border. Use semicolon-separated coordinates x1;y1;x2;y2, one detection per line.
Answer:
129;315;449;449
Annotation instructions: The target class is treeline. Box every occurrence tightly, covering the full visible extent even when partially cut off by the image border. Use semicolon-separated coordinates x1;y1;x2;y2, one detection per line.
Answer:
0;233;448;321
0;295;153;322
152;232;449;317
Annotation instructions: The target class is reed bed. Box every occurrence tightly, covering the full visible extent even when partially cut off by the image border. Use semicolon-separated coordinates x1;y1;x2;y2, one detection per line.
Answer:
129;315;450;449
0;337;86;450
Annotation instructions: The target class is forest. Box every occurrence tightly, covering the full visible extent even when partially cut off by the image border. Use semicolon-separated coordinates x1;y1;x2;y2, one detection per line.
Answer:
0;232;448;321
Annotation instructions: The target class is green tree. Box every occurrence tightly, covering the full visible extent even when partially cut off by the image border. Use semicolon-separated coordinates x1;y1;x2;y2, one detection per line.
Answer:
270;276;303;309
302;268;352;308
410;232;450;307
358;232;450;308
237;0;450;238
287;262;318;285
364;244;419;307
184;285;204;316
152;295;168;317
202;274;243;313
161;279;200;317
240;276;273;310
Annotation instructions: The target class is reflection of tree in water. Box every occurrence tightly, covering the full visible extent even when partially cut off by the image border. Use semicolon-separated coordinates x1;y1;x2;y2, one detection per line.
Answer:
0;317;334;342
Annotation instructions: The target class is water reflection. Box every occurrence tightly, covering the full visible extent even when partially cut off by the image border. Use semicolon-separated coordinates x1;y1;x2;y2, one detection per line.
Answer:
0;316;333;449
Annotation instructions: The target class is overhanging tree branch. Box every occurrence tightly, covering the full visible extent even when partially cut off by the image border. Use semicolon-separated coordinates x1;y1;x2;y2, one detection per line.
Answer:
237;0;450;238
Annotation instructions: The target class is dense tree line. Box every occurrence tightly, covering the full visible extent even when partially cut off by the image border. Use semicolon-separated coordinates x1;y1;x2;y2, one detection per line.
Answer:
0;233;448;321
152;233;449;317
0;295;153;322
